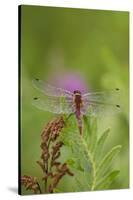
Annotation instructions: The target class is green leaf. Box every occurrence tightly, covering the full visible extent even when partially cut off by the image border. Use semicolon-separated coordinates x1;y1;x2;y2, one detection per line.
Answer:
83;115;91;130
94;128;110;163
95;170;120;190
60;115;121;191
61;117;93;173
89;117;97;153
71;136;92;172
75;177;88;191
83;116;97;153
83;115;94;145
96;145;122;178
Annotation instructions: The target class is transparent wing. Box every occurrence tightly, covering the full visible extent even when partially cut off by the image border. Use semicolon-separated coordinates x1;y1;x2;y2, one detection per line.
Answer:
81;102;121;117
32;95;74;114
32;78;73;97
83;88;120;104
82;88;121;117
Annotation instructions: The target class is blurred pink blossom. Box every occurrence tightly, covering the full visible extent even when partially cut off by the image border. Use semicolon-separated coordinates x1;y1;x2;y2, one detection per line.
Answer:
49;71;88;94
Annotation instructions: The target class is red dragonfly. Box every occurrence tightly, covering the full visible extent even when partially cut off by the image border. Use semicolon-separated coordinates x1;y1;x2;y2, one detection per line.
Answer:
32;78;121;135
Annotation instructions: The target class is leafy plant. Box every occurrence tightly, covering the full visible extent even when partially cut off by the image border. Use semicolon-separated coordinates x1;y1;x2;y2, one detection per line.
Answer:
60;115;121;191
21;114;121;194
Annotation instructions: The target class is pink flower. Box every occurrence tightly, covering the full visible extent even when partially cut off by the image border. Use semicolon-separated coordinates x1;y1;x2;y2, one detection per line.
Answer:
49;72;87;94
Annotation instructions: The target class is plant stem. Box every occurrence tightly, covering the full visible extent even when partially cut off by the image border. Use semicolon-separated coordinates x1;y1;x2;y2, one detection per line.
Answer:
45;138;51;193
37;182;42;194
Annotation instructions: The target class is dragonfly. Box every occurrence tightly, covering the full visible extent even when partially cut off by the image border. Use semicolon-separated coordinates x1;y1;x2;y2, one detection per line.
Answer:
32;78;121;135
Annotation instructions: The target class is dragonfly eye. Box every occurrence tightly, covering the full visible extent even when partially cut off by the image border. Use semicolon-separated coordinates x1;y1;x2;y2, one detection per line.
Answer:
33;97;38;100
116;104;120;108
74;90;81;95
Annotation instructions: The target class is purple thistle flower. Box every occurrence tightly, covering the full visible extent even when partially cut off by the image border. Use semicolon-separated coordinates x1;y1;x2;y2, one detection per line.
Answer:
49;72;88;93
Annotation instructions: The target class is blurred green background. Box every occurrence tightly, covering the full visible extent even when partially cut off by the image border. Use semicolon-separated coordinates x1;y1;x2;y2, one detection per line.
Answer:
20;5;129;194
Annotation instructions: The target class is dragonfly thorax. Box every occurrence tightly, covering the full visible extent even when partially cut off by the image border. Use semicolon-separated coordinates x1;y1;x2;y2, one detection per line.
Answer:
73;90;82;108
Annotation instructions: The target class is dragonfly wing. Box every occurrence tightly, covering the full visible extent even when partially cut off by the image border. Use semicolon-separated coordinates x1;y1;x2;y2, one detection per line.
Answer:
32;95;74;114
83;102;121;117
82;89;121;117
32;79;73;97
83;89;120;105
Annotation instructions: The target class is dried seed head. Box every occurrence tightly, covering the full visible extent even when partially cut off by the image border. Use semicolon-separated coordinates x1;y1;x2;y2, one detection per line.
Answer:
21;175;40;194
48;162;74;193
42;172;53;181
41;116;65;143
36;160;45;172
39;117;65;166
41;151;50;161
21;116;73;194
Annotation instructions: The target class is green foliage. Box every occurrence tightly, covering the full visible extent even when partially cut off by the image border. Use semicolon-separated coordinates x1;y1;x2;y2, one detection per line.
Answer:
59;115;121;191
95;170;120;190
96;145;121;179
94;128;110;164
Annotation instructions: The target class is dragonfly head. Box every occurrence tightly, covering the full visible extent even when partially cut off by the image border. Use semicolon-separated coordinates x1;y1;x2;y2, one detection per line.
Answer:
73;90;81;95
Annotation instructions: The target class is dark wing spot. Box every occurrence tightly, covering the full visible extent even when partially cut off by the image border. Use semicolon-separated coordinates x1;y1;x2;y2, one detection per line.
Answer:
116;104;120;108
115;88;120;91
35;78;39;81
33;97;38;100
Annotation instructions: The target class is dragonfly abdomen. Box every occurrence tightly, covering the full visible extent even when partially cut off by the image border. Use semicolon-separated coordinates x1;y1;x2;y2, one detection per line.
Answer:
73;90;82;116
73;91;83;135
